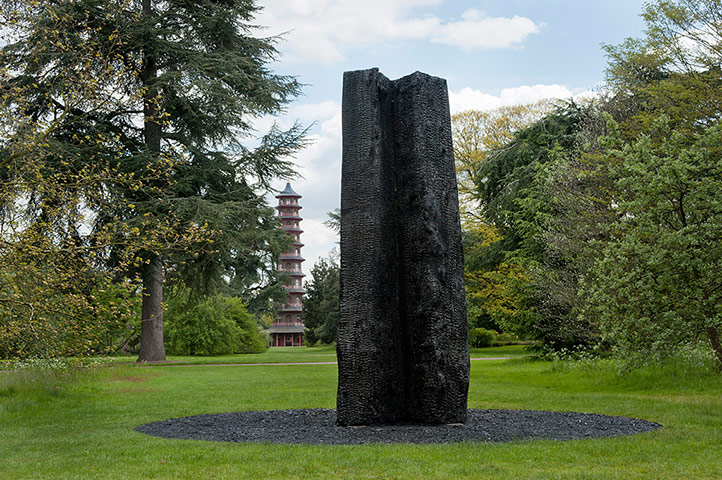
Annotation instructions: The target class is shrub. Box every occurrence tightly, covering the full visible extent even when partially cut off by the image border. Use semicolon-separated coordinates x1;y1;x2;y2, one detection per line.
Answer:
469;328;498;348
0;269;139;360
164;294;268;355
494;332;521;346
222;297;268;354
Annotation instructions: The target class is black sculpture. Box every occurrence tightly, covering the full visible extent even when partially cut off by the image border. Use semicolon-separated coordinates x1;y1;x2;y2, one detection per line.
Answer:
336;68;470;426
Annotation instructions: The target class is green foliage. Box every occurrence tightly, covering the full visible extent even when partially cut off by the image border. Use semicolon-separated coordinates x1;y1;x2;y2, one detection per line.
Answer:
603;0;722;140
467;327;521;348
164;294;268;356
452;104;554;339
459;0;722;358
463;102;606;350
518;113;620;352
323;209;341;234
0;0;307;360
463;230;529;334
303;254;339;345
571;0;722;369
585;117;722;368
494;332;522;346
475;102;585;258
468;328;497;348
0;242;140;359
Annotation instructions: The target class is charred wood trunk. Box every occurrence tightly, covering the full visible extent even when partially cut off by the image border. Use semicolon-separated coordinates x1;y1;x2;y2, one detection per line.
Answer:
337;69;469;425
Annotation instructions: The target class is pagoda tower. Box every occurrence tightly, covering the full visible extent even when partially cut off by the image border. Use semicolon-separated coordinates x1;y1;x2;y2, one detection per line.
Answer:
269;183;306;347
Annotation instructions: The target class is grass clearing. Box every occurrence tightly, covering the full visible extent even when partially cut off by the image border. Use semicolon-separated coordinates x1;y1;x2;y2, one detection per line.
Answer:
108;345;340;365
105;344;527;366
2;347;721;479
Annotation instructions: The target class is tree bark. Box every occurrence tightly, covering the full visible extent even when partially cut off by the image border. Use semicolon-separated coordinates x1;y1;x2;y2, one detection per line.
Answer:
707;327;722;372
137;255;166;361
136;0;166;362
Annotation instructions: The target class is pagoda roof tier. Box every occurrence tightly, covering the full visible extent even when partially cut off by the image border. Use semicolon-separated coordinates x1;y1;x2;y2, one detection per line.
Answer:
279;304;303;312
280;255;305;261
282;227;303;234
268;325;305;334
283;271;306;278
279;214;303;221
292;241;305;247
276;183;301;198
275;204;302;210
283;287;307;294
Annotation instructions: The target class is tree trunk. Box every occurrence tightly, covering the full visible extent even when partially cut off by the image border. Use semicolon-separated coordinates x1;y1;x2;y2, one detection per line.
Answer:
137;0;166;362
137;255;166;361
707;327;722;372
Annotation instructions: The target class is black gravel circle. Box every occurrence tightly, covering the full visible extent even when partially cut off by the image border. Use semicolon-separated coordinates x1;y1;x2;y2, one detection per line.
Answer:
135;408;660;445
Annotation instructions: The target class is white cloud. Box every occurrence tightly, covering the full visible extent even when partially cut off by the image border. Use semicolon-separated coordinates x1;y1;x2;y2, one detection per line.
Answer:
288;101;342;197
265;101;342;275
298;218;339;277
256;1;542;64
449;84;597;113
293;100;340;122
432;10;542;49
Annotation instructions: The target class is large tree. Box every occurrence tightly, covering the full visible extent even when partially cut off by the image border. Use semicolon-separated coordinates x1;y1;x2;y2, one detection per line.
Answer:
0;0;149;359
1;0;305;361
458;102;596;347
451;103;552;334
585;0;722;368
586;117;722;369
524;103;620;351
603;0;722;139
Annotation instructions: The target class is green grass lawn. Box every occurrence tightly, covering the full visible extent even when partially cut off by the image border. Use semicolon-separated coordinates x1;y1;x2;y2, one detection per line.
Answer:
102;344;526;366
108;344;342;365
2;347;721;479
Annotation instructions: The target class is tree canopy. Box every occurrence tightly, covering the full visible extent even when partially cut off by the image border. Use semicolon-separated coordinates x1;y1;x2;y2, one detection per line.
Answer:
455;0;722;368
0;0;306;360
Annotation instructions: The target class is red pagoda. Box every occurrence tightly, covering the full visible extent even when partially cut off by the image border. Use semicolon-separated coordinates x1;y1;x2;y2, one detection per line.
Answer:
269;183;306;347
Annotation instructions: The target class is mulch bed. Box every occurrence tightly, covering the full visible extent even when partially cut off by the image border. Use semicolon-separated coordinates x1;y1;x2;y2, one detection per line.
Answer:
135;408;661;445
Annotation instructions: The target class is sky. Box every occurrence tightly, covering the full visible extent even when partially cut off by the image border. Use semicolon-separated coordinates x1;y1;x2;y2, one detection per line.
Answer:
255;0;650;277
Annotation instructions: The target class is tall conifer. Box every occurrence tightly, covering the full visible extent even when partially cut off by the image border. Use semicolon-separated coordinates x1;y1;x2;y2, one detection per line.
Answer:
1;0;305;361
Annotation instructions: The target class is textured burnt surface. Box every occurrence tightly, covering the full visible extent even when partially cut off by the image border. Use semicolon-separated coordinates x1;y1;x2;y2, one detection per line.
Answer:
336;68;469;426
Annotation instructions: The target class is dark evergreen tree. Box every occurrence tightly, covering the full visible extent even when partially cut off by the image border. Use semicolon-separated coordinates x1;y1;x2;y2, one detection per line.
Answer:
1;0;305;361
470;102;615;351
475;103;585;262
